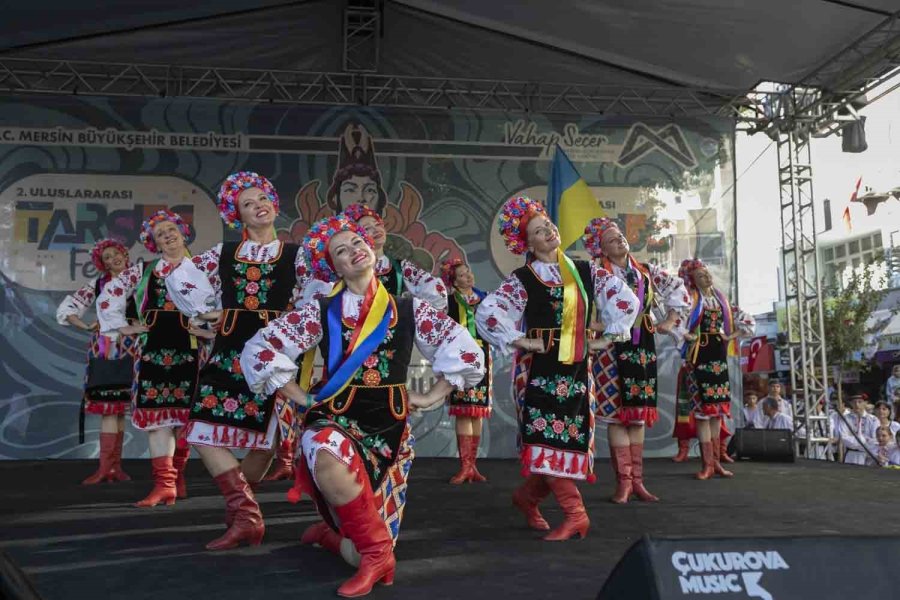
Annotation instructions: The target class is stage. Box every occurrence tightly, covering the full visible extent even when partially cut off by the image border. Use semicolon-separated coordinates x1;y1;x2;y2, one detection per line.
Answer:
2;457;898;600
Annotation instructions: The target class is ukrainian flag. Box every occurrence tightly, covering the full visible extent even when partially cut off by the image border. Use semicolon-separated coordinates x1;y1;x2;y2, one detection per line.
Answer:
547;145;605;250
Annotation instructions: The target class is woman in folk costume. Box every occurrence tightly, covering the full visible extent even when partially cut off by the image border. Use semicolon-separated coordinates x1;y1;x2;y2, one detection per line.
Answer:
57;239;137;484
161;171;326;549
582;217;688;503
678;258;755;479
342;203;448;310
97;212;201;506
474;196;638;541
241;214;484;597
440;257;493;484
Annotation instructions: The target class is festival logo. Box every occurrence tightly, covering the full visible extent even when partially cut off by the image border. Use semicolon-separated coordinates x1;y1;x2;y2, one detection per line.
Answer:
0;173;219;290
277;122;465;273
670;549;789;598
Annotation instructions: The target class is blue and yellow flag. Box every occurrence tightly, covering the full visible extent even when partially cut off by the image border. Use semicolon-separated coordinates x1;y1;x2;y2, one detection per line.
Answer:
547;145;605;250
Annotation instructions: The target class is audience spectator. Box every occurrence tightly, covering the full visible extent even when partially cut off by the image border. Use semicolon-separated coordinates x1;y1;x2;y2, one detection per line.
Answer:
761;397;792;430
885;364;900;403
763;380;792;419
742;390;763;429
865;425;895;467
873;400;900;437
839;392;879;466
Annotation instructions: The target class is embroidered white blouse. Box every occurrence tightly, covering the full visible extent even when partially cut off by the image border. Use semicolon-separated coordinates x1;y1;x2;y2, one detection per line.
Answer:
161;240;332;318
241;292;484;397
473;260;639;355
96;260;178;332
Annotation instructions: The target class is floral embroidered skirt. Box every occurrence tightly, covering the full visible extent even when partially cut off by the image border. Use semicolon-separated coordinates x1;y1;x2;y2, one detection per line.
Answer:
672;365;697;439
185;310;278;449
688;333;732;418
448;343;492;418
518;350;594;481
132;311;196;430
593;325;659;427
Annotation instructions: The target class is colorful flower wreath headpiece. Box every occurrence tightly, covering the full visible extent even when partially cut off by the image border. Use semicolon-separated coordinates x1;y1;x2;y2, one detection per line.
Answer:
678;258;707;289
303;214;374;282
342;202;383;226
498;195;546;255
217;171;280;230
139;210;190;254
582;217;621;259
440;258;467;289
90;239;130;273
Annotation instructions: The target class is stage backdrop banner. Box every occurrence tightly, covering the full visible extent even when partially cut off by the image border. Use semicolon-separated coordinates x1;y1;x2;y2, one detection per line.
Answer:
0;95;736;459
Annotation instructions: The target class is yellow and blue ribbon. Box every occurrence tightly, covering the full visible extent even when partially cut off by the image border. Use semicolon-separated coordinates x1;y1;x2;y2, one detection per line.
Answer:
315;279;393;402
557;248;588;364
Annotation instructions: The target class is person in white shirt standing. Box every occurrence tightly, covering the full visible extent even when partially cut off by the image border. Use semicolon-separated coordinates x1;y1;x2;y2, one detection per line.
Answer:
839;392;879;466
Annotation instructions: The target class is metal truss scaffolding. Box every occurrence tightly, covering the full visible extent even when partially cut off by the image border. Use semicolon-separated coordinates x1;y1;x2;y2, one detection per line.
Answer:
344;1;381;73
777;132;831;459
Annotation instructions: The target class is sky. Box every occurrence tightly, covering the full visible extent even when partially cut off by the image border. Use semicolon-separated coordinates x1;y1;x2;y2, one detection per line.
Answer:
734;79;900;315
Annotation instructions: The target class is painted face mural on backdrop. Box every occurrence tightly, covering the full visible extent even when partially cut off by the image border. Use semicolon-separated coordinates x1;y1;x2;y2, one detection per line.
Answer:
278;122;465;273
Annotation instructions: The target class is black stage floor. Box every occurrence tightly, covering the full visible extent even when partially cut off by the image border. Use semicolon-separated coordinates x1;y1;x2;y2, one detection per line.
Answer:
2;457;899;600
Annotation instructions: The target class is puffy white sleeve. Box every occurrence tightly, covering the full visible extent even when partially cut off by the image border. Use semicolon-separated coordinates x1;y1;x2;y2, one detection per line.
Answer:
412;299;484;390
164;244;222;317
732;305;756;338
839;418;866;450
241;300;324;396
98;263;143;332
56;280;97;325
648;263;690;312
592;263;639;339
401;259;448;311
474;273;528;355
290;248;335;306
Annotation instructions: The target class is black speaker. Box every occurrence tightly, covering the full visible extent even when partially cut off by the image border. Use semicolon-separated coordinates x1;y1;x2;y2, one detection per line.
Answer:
598;535;900;599
732;428;794;462
0;551;43;600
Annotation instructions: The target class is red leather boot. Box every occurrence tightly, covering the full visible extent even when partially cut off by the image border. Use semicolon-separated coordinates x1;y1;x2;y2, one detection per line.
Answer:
610;445;633;504
695;441;715;480
511;475;551;531
82;432;118;485
449;434;475;484
206;467;265;550
263;437;295;482
543;477;590;541
301;521;343;556
134;456;177;507
172;439;190;499
109;431;131;481
672;438;690;463
469;435;487;482
334;491;396;597
719;438;735;464
629;443;659;502
712;441;734;478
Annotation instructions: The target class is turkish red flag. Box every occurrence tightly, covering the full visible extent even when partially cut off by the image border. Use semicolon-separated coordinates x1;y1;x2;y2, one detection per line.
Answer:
747;336;767;372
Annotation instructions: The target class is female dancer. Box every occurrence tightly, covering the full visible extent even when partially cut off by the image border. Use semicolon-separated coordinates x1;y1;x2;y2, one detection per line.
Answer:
678;258;755;479
163;171;325;549
57;239;136;484
440;257;492;484
241;214;484;597
98;211;200;505
475;196;638;541
343;203;447;310
582;218;688;503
